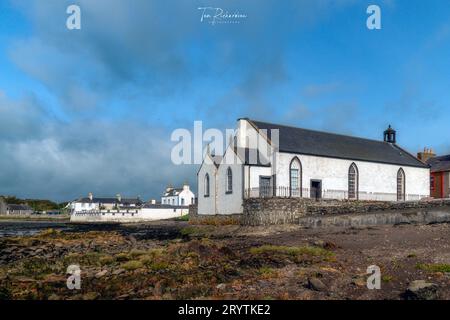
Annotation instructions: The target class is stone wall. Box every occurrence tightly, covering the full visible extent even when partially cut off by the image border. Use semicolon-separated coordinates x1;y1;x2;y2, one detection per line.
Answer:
242;198;314;226
299;207;450;228
306;199;450;216
242;197;450;226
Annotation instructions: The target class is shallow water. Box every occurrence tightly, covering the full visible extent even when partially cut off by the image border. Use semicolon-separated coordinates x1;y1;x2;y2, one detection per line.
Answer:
0;220;186;239
0;221;70;237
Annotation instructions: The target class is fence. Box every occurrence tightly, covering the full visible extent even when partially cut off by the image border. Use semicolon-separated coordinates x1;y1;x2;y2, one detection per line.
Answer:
244;186;428;202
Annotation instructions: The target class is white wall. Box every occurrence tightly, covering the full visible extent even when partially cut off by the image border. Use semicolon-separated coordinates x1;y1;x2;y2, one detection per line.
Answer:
178;187;195;206
70;207;188;222
275;152;430;200
216;146;244;215
161;196;178;205
72;202;99;213
161;186;195;206
248;166;273;188
197;154;217;215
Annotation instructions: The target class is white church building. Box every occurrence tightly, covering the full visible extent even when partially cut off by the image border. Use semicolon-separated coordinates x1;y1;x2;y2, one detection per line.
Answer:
197;118;430;215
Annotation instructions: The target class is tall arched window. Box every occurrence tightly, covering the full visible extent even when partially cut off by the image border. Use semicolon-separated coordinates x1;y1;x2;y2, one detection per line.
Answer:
204;174;210;197
348;163;359;200
397;168;405;201
290;157;302;197
226;167;233;193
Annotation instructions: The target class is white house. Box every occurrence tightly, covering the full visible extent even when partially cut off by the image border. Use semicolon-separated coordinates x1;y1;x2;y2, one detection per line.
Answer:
69;189;191;222
197;118;430;215
70;204;189;223
69;193;143;214
161;183;195;206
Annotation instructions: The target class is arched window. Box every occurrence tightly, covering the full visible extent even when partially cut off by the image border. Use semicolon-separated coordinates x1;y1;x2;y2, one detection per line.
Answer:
348;163;359;200
204;174;210;197
226;167;233;193
290;157;302;197
397;168;405;201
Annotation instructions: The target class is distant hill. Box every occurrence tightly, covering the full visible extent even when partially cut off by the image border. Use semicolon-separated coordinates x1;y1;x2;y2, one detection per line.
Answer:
0;196;65;212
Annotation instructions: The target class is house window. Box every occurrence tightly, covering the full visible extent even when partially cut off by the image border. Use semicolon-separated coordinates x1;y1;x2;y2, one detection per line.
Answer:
430;176;435;192
181;198;185;205
226;167;233;193
191;197;194;204
397;168;406;201
289;157;302;197
204;174;210;197
348;163;359;200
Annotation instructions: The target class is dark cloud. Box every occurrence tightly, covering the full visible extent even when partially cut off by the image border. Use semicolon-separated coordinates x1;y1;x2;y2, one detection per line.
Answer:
1;0;362;201
0;92;195;201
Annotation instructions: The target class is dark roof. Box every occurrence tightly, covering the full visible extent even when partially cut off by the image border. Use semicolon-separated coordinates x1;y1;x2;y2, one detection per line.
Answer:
427;155;450;173
163;188;183;197
77;197;142;205
249;119;428;168
143;203;188;209
7;204;33;211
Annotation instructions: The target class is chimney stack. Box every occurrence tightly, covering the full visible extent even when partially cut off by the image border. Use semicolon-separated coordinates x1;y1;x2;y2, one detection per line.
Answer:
88;192;93;201
417;147;436;163
116;194;122;202
151;199;156;205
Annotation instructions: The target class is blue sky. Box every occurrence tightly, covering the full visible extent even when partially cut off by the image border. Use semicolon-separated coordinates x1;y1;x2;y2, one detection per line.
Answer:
0;0;449;201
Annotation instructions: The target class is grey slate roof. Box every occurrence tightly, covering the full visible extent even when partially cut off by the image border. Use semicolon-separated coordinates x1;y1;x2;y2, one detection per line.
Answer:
163;188;183;197
427;155;450;173
7;204;33;211
143;203;188;209
249;119;428;168
77;197;142;205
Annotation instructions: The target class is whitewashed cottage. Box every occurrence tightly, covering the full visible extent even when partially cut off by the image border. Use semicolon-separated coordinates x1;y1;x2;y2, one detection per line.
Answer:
197;118;430;215
161;183;195;206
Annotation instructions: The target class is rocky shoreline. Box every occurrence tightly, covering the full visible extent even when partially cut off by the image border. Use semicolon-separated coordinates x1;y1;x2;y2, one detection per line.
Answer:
0;221;449;300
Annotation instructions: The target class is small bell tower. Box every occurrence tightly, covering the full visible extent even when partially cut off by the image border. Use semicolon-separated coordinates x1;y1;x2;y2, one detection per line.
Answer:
383;125;396;144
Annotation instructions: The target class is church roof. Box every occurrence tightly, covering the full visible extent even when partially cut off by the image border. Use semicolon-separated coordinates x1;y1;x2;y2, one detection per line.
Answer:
427;155;450;173
248;119;428;168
